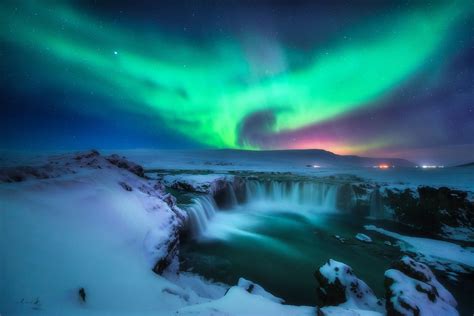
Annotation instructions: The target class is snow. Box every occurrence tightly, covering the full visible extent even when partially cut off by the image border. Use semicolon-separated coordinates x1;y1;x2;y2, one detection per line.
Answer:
355;233;373;243
397;256;457;307
385;269;458;316
0;154;189;314
237;278;285;304
320;306;383;316
176;286;315;316
364;225;474;268
116;149;474;191
441;225;474;242
3;149;474;192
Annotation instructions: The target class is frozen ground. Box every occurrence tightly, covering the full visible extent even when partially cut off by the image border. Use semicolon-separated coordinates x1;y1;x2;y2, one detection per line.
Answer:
364;225;474;277
118;149;474;192
2;149;473;191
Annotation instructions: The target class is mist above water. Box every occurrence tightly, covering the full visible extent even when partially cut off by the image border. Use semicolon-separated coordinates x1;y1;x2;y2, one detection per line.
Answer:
185;180;343;240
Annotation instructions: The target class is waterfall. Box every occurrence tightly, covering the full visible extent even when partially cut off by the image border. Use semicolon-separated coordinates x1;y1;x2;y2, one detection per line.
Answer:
323;184;339;210
186;195;219;238
369;188;383;219
185;179;341;238
226;183;238;207
243;180;339;211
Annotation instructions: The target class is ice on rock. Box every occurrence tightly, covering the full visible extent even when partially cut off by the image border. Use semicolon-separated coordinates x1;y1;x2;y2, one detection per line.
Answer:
355;233;373;243
315;259;383;313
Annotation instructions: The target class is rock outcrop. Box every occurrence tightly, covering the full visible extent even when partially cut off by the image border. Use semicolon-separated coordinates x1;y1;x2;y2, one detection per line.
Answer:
0;150;187;275
315;256;458;315
106;153;145;178
163;174;233;195
385;186;474;233
385;256;458;316
315;259;383;312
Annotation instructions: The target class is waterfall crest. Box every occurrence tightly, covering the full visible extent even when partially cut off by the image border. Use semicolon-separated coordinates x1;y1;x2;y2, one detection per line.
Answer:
243;180;339;210
186;195;219;238
185;179;341;238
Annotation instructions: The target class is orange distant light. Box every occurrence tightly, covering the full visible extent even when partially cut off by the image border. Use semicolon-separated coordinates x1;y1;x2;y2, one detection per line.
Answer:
378;164;390;169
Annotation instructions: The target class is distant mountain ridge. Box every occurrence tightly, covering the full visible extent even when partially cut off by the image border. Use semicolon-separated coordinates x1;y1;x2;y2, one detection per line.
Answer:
207;148;415;168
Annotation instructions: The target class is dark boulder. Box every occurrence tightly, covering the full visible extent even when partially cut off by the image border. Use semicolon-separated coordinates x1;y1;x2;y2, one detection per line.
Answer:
385;186;474;233
315;259;383;312
106;154;145;178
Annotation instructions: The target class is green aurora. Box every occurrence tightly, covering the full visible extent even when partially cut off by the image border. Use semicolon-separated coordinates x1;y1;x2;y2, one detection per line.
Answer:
1;1;472;149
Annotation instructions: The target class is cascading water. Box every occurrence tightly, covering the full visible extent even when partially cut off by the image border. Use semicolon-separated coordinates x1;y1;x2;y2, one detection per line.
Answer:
243;180;340;210
369;188;384;219
225;183;238;207
185;180;341;239
186;195;219;238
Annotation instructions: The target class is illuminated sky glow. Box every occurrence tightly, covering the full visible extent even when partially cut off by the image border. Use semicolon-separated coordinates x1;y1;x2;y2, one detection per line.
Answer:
1;1;473;164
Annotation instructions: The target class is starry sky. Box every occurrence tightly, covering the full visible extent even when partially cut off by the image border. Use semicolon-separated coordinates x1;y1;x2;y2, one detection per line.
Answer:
1;0;473;164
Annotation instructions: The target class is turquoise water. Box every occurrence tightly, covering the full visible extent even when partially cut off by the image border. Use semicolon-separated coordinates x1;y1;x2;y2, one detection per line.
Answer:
180;206;402;305
180;205;474;314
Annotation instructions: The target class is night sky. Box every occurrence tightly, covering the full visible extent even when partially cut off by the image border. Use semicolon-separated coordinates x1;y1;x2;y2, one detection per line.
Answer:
1;0;473;164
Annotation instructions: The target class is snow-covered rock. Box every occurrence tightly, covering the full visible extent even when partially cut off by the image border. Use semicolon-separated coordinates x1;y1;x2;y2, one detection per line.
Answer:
105;153;145;177
355;233;372;243
385;256;458;316
237;277;285;304
364;225;474;271
177;283;314;315
315;259;383;313
163;173;233;194
0;150;147;182
441;225;474;242
0;151;194;314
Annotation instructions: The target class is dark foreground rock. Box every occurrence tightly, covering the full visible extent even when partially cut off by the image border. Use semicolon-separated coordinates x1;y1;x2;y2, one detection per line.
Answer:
385;256;458;316
385;186;474;233
315;259;383;312
315;256;458;315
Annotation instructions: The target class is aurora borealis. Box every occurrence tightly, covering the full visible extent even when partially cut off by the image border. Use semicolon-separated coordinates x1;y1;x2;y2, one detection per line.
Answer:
1;1;473;164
